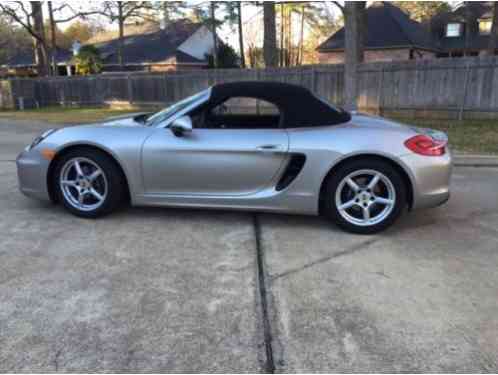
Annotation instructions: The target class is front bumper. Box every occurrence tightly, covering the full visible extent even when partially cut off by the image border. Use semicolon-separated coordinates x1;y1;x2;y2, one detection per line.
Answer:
16;147;52;201
400;149;452;210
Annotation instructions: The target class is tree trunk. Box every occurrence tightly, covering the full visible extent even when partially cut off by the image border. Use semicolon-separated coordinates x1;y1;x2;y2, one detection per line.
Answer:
280;3;284;66
210;2;218;68
298;5;305;65
285;6;290;67
31;1;49;77
487;2;498;56
48;2;57;76
263;2;278;67
162;1;170;29
118;3;124;67
344;1;366;111
287;7;292;66
237;2;246;68
464;2;472;57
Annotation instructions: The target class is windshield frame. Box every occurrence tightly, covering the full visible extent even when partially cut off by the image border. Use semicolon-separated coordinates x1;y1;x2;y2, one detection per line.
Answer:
147;88;211;128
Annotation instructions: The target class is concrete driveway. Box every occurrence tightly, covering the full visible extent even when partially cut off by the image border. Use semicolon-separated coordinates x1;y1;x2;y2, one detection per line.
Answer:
1;119;498;372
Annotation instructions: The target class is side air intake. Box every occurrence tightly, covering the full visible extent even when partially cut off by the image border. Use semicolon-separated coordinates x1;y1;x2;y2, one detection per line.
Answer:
276;154;306;191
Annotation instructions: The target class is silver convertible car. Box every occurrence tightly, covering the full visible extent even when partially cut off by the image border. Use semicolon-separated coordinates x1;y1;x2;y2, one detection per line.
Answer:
17;82;451;234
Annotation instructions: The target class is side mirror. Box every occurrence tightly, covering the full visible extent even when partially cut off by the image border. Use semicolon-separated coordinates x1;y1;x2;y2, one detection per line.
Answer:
170;115;193;137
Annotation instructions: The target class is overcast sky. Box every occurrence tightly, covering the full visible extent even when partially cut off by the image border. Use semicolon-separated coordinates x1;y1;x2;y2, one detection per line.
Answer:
35;0;457;49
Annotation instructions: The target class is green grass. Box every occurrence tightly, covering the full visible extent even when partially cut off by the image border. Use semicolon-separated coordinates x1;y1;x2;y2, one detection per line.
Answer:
0;106;144;124
387;118;498;155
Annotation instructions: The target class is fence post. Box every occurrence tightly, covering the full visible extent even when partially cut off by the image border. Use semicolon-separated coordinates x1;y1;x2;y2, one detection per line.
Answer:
377;66;384;116
256;69;261;114
163;74;168;103
127;74;133;104
459;62;471;121
311;66;316;94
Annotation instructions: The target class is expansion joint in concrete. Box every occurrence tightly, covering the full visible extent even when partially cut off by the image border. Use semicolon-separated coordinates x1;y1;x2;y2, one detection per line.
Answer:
253;214;276;374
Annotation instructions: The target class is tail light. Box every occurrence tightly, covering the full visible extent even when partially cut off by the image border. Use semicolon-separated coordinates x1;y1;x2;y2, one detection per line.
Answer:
404;135;447;156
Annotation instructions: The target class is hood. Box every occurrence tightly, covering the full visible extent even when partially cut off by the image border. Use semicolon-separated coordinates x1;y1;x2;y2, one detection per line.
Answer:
98;112;151;127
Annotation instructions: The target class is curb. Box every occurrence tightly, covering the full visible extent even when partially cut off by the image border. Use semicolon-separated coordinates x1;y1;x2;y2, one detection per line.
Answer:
453;154;498;167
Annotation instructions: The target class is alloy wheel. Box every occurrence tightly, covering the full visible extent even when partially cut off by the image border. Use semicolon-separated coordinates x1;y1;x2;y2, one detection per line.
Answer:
334;169;396;227
59;157;108;212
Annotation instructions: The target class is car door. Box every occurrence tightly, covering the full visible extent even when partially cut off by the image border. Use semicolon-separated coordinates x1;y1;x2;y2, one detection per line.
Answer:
141;99;288;196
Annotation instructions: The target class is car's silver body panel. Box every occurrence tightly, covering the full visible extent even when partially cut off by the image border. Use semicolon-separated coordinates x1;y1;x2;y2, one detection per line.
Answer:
17;90;451;216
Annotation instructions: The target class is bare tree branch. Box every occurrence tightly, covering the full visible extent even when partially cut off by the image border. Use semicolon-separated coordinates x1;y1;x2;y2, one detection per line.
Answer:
0;2;40;41
332;1;344;13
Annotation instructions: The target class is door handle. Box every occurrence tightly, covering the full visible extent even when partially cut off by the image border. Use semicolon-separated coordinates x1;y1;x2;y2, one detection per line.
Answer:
257;144;281;152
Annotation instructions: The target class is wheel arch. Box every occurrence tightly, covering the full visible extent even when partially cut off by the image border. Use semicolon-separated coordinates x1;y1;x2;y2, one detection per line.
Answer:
47;143;131;204
318;153;414;214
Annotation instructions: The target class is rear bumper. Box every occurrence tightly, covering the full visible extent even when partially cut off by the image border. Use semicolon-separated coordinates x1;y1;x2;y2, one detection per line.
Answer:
400;150;452;210
16;148;51;201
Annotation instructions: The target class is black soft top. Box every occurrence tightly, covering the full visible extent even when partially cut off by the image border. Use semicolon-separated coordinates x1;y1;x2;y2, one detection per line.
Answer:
208;81;351;128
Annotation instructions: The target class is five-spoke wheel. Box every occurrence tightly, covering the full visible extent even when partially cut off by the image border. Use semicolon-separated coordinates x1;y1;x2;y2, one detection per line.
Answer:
60;157;108;212
323;159;406;234
335;169;396;227
54;149;126;218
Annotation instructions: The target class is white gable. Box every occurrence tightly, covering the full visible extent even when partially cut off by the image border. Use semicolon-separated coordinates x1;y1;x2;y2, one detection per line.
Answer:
177;25;214;61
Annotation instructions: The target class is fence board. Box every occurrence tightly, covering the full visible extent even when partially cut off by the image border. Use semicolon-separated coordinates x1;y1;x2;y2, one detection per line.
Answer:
3;57;498;118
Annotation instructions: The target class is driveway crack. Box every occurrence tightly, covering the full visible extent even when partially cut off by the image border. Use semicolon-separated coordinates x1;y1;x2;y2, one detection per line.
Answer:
253;214;276;373
270;238;378;282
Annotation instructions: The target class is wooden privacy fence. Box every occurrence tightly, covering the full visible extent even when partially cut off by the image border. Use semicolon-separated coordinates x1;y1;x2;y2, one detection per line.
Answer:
3;56;498;119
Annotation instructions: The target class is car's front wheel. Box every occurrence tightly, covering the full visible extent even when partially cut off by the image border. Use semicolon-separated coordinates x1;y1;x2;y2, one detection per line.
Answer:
323;159;407;234
54;149;126;218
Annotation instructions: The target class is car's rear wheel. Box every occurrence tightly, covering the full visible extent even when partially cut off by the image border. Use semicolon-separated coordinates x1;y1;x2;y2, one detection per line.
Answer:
54;149;126;218
323;159;406;234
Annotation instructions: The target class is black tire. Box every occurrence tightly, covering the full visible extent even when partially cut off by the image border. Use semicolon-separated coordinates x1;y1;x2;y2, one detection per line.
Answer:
322;158;407;234
54;148;126;218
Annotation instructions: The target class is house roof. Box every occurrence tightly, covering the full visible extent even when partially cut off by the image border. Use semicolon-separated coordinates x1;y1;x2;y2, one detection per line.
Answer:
429;1;498;52
2;47;72;68
317;2;439;52
91;20;206;65
435;1;492;23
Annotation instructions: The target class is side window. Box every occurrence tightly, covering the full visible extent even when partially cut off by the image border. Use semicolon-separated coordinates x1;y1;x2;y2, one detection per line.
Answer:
204;97;281;129
212;97;279;116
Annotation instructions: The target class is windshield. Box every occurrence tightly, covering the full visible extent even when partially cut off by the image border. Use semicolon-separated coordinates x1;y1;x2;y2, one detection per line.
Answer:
146;89;210;127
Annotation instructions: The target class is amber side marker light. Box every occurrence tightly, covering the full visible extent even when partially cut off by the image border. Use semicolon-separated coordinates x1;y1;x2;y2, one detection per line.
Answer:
41;149;56;160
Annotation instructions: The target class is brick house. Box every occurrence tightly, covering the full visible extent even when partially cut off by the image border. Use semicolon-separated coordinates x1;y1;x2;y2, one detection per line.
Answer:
430;2;498;57
0;48;74;77
1;20;215;77
317;1;498;64
92;20;214;73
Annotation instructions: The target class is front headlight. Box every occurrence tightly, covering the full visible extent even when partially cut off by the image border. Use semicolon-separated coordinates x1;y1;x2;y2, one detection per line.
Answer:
28;129;58;150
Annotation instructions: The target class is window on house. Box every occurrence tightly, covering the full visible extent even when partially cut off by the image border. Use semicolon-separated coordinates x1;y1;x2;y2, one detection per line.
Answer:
479;20;492;35
446;23;462;37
